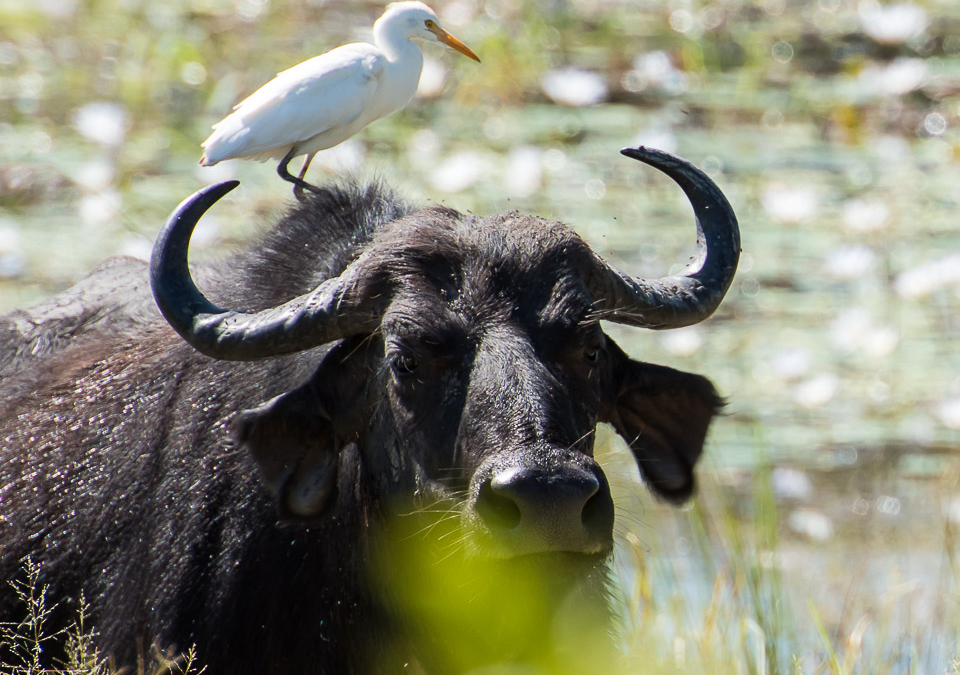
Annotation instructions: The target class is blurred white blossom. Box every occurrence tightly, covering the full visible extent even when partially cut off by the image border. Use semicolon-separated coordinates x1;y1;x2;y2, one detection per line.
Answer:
936;399;960;430
72;102;128;147
787;508;833;541
859;0;927;45
541;68;608;107
842;197;890;233
75;158;115;192
622;51;687;95
770;348;812;381
429;151;487;193
417;57;447;98
894;253;960;299
503;146;542;199
830;308;899;357
858;58;928;97
761;184;818;224
824;245;876;280
773;467;814;501
661;326;703;356
794;373;839;408
79;190;122;227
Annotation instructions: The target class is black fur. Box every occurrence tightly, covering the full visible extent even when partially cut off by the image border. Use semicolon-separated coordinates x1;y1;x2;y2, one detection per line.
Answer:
0;182;723;674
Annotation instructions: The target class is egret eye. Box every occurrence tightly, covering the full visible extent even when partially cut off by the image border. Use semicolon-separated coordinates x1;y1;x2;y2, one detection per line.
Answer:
584;347;600;364
425;19;436;29
393;353;420;376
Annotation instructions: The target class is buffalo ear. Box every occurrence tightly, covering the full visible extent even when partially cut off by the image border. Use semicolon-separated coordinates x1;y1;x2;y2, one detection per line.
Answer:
604;347;723;504
233;336;371;521
234;384;338;521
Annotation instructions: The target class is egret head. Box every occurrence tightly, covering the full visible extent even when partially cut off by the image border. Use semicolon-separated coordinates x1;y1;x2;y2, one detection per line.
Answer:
379;1;480;62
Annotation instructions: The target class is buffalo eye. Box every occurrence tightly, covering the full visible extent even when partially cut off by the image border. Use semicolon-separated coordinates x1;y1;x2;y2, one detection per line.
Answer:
392;353;420;377
584;347;600;364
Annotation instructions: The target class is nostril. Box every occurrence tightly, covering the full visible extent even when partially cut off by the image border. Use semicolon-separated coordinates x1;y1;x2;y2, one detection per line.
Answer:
580;489;612;534
475;479;522;531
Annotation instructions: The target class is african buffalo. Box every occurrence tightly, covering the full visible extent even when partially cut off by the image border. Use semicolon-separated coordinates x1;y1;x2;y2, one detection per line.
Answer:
0;147;740;674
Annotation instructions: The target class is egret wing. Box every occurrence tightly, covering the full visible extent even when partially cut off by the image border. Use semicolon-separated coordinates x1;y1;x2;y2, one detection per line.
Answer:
202;44;386;162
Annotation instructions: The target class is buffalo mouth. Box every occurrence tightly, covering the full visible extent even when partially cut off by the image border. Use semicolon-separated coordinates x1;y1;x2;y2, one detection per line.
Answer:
371;511;617;673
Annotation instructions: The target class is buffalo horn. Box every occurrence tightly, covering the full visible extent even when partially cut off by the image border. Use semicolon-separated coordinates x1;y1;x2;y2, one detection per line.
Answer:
150;180;383;360
588;147;741;329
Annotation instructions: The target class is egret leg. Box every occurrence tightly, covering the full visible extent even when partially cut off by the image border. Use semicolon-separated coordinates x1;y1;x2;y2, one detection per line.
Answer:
277;148;321;199
292;154;317;203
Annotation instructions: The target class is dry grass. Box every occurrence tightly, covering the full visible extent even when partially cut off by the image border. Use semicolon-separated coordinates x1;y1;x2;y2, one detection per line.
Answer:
0;559;204;675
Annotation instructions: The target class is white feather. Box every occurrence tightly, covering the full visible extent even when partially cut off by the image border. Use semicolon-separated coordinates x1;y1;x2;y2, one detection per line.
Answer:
199;1;479;177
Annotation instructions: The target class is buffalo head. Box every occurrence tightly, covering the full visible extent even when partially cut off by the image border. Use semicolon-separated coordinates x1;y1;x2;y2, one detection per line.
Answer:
150;147;740;560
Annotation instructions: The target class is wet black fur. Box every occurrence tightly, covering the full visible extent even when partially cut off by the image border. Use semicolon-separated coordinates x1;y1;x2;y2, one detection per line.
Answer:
0;181;723;674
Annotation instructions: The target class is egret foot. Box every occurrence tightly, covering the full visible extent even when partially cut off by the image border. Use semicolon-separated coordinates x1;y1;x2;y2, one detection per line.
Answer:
278;149;321;201
292;154;320;203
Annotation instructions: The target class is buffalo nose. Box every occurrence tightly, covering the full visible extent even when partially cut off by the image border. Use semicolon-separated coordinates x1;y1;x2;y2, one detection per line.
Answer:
474;465;615;555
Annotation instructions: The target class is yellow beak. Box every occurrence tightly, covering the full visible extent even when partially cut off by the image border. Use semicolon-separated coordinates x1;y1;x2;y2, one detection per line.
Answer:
429;25;481;63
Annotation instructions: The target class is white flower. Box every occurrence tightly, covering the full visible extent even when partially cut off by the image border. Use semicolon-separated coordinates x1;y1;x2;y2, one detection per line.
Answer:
622;51;687;95
824;245;876;280
72;102;128;147
417;57;447;98
770;348;812;381
660;326;703;356
859;0;927;45
761;184;818;224
79;190;122;227
842;197;890;233
830;308;898;357
75;159;115;192
503;146;542;199
429;151;487;193
541;68;608;107
894;252;960;299
936;399;960;430
794;373;839;408
857;58;927;97
787;508;833;541
773;467;814;501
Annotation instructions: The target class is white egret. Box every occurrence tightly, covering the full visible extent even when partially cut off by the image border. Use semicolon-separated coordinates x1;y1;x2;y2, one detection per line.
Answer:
199;1;480;196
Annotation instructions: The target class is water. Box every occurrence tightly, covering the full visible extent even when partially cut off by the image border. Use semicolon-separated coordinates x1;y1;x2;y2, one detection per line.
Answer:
2;0;959;670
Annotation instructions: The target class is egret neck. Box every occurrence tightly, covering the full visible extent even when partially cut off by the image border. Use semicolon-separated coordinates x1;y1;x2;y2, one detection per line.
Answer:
371;16;425;118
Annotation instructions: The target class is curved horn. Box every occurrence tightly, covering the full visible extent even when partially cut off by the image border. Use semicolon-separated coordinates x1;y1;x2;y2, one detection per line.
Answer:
150;181;383;361
588;147;741;329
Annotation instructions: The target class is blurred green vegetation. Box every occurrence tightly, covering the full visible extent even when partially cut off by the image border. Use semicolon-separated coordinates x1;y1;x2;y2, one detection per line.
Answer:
370;509;621;674
2;0;960;672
